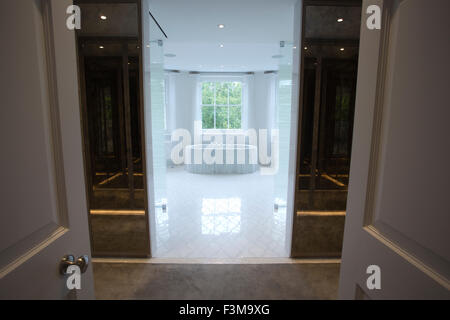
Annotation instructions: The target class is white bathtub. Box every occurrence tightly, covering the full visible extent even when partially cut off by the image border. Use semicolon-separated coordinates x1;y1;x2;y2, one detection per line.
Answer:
185;144;258;174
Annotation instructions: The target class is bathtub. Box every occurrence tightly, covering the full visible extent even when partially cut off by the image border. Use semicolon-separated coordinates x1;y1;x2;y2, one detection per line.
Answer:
185;144;258;174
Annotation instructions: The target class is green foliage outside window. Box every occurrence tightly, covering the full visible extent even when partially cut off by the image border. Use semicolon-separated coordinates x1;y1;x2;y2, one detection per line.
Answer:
201;81;242;129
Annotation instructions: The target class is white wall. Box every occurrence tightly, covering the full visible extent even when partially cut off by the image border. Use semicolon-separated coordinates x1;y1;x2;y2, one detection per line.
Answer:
165;72;197;135
165;71;277;137
251;72;277;138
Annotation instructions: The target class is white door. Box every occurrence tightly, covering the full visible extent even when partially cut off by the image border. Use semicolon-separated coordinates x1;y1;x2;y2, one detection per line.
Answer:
0;0;94;299
339;0;450;299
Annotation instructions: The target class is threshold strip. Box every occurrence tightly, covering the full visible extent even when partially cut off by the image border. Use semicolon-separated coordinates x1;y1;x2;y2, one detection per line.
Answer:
90;209;145;216
92;257;341;265
297;211;346;216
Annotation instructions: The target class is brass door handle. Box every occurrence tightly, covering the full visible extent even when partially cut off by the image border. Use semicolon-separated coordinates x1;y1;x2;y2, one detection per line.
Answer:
59;254;89;275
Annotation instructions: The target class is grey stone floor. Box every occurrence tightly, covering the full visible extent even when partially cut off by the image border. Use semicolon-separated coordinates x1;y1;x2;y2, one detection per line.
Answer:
90;215;148;256
93;262;340;300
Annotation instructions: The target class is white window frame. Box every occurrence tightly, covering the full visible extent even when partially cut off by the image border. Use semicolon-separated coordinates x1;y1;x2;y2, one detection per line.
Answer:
197;75;248;133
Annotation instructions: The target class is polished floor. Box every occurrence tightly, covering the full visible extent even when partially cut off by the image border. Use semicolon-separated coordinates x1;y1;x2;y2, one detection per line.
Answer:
152;166;289;258
93;262;340;300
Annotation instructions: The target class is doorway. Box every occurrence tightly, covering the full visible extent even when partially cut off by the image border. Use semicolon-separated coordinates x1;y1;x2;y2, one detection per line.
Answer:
76;0;361;261
141;0;300;258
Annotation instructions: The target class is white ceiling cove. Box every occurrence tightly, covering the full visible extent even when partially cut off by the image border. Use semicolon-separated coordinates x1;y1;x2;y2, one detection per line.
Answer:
147;0;296;72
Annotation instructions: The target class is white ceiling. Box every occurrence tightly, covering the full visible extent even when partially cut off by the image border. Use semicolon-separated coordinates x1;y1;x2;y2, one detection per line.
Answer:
147;0;297;72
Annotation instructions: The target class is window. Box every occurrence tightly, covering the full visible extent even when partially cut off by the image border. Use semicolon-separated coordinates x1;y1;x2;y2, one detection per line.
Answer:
201;81;242;129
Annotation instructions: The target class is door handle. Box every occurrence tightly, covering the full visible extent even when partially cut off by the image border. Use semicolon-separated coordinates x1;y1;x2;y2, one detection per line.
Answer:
59;254;89;275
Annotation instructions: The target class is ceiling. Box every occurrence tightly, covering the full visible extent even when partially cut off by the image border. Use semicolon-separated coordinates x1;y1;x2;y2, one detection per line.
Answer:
305;6;361;40
78;3;138;37
147;0;297;72
303;5;362;60
76;1;362;71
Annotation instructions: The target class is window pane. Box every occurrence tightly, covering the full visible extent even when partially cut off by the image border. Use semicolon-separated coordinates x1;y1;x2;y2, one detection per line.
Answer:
215;82;229;105
215;107;228;129
202;106;214;129
229;106;241;129
229;82;242;105
202;82;214;105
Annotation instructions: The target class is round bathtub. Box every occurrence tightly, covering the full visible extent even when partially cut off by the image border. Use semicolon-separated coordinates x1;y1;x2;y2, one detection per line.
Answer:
185;144;258;174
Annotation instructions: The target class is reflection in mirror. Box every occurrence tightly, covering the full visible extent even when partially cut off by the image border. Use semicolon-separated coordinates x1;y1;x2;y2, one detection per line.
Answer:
75;1;150;257
291;2;362;258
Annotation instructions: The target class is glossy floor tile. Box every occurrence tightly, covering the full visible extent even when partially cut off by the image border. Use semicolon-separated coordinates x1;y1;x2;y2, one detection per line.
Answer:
152;166;289;258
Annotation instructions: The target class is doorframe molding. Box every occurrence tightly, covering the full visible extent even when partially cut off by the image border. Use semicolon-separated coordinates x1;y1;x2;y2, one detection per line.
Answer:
0;0;71;277
360;0;449;289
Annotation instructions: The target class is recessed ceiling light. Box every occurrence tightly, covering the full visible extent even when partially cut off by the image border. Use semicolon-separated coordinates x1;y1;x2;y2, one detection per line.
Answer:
340;47;345;51
146;44;150;48
219;44;224;48
218;24;225;29
337;18;344;22
293;46;297;49
99;45;104;49
304;47;308;50
100;15;107;20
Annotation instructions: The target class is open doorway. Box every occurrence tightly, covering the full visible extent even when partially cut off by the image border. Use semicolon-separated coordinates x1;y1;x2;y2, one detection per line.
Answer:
76;0;361;261
141;0;301;258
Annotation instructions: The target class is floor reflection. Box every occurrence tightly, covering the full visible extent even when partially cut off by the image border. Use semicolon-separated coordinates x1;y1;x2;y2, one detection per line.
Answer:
201;198;241;235
152;167;288;258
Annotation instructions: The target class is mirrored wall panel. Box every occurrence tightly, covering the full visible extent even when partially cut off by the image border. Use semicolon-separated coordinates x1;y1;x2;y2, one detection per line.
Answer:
292;2;362;257
76;1;150;257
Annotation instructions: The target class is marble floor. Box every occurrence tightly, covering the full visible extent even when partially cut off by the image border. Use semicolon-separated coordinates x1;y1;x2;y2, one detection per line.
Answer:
151;166;290;258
